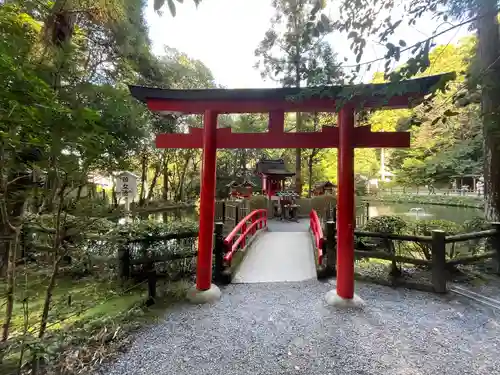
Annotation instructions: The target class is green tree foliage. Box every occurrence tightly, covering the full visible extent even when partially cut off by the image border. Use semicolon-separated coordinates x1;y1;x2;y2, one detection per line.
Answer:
378;37;483;186
326;0;500;219
255;0;343;195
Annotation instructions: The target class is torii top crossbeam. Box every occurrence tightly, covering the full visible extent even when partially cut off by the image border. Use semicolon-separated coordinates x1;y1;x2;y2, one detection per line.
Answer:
129;74;451;149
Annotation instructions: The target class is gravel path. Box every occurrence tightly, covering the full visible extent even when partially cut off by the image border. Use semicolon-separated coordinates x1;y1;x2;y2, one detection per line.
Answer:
98;281;500;375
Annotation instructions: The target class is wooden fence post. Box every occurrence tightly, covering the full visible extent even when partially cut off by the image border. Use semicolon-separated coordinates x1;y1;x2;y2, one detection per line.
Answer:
325;220;337;277
145;253;156;306
431;230;447;293
213;222;226;283
491;222;500;274
118;244;130;282
221;201;226;223
365;202;370;221
325;206;331;221
234;205;240;227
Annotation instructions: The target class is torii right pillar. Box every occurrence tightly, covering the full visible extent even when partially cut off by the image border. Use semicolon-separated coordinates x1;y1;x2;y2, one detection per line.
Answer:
325;105;364;308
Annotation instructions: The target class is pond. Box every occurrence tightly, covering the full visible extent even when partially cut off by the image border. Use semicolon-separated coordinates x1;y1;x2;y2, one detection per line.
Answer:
365;202;484;224
118;202;482;226
148;207;198;223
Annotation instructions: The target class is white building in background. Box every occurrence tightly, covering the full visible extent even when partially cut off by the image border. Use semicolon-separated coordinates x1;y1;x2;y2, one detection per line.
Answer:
365;149;395;191
379;148;395;183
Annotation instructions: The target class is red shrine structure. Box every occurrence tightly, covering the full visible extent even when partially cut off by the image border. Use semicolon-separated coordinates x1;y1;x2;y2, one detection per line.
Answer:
313;181;336;196
255;159;295;198
226;181;240;199
226;180;254;199
129;73;452;303
240;179;255;198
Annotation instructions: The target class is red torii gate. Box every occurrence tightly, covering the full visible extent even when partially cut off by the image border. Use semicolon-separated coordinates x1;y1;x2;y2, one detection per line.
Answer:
129;73;450;304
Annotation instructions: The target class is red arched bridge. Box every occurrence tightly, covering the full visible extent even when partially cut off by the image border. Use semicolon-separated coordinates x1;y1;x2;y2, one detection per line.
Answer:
214;208;329;285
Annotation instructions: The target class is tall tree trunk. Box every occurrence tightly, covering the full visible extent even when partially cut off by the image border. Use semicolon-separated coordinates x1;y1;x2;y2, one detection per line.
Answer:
478;0;500;220
139;148;148;207
241;150;248;177
147;162;161;201
37;183;66;345
294;58;303;194
176;153;191;202
308;151;314;198
307;113;320;197
1;231;18;341
162;150;170;201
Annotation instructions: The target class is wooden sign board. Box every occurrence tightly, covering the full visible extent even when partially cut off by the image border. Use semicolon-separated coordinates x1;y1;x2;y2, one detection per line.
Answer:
116;171;138;200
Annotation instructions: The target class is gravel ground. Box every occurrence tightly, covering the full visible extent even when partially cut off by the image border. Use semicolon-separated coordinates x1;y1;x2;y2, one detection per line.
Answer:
97;281;500;375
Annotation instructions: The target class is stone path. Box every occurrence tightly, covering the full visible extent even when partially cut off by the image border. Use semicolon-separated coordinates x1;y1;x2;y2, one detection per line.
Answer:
98;281;500;375
233;231;316;283
267;218;310;232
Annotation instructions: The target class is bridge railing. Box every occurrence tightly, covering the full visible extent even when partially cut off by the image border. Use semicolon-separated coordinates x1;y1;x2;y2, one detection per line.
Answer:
223;209;267;266
309;209;324;265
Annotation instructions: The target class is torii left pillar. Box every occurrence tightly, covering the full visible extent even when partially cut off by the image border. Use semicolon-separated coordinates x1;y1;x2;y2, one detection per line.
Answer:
186;110;222;303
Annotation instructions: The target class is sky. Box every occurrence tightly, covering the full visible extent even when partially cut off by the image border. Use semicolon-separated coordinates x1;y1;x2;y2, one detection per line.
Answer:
145;0;471;89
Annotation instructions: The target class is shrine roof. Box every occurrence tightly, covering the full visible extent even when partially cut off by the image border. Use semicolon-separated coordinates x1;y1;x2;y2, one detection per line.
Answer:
314;181;337;189
256;159;295;177
241;179;256;187
128;73;454;114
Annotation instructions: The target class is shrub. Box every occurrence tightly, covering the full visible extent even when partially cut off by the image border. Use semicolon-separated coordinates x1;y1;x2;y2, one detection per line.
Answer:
461;216;491;255
462;216;490;232
360;216;406;276
410;219;461;236
363;215;407;234
112;219;199;241
409;219;462;260
355;176;367;196
249;195;268;210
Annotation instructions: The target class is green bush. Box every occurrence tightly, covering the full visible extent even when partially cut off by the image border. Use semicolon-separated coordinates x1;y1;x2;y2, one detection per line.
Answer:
25;213;115;234
461;216;491;256
355;176;367;196
410;219;462;237
112;219;199;241
363;215;407;234
462;216;490;232
360;215;406;276
360;214;492;265
249;195;268;210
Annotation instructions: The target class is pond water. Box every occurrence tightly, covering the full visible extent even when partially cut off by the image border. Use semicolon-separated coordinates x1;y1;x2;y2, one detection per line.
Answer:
365;202;483;224
148;208;198;223
116;202;482;226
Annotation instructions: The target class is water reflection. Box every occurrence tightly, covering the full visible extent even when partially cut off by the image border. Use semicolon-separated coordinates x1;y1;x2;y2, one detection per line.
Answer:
112;208;198;225
149;208;198;223
404;208;433;219
366;202;483;224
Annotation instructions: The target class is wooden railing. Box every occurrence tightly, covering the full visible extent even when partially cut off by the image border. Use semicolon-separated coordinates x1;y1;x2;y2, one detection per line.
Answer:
320;221;500;293
223;209;267;265
319;202;370;228
309;210;324;265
